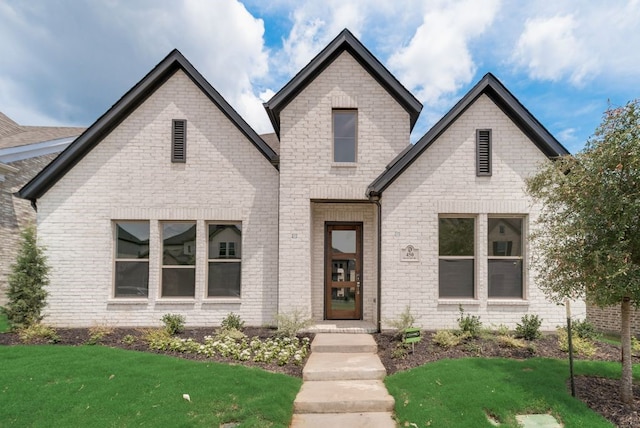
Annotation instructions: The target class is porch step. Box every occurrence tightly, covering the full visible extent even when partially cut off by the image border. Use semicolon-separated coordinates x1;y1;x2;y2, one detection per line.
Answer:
303;352;386;381
293;380;394;414
310;333;377;353
290;412;396;427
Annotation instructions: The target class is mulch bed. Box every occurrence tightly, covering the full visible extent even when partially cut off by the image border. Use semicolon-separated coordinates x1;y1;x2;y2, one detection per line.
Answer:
2;327;639;426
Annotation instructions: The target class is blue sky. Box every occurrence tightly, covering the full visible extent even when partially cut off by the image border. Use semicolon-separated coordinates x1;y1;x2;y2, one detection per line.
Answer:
1;0;639;154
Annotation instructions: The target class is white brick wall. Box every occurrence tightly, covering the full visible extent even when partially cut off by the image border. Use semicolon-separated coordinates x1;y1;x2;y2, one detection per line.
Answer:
379;95;585;330
277;51;410;321
37;70;279;327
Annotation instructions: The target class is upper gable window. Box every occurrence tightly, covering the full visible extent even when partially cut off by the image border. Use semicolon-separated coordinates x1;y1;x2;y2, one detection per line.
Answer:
333;110;357;163
476;129;491;176
172;119;187;163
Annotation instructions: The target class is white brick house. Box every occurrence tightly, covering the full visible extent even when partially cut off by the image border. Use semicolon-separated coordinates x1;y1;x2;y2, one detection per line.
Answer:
19;29;584;329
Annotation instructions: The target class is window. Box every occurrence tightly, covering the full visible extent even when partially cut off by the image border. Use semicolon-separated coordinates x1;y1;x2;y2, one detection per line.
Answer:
161;222;196;297
488;218;523;298
208;224;241;297
172;119;187;162
114;221;149;297
333;110;356;162
476;129;491;176
439;217;475;298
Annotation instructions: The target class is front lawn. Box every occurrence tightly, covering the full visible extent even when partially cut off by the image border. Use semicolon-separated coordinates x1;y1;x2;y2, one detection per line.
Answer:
0;313;8;333
0;345;301;427
386;357;640;427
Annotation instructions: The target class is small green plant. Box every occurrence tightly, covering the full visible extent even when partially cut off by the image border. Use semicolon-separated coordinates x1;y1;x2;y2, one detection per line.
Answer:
215;327;247;341
221;312;245;331
2;226;50;330
386;305;418;336
632;337;640;354
143;328;173;350
18;323;60;344
86;325;114;345
457;305;482;338
463;342;483;356
391;343;410;359
122;334;136;345
572;319;600;340
495;324;510;336
496;335;526;349
273;309;314;338
557;327;596;357
432;330;461;349
161;313;185;335
515;314;542;340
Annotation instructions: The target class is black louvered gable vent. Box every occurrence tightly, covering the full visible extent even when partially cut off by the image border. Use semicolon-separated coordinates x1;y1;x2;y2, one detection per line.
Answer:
172;119;186;162
476;129;491;176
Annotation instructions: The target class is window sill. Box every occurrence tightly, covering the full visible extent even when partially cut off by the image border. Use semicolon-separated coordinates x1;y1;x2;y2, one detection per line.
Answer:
107;299;149;305
155;299;196;305
202;298;242;305
331;162;357;168
487;299;529;306
438;299;480;306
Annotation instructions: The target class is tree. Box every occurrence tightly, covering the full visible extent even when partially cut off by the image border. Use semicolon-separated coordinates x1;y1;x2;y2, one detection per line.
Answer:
526;99;640;404
1;225;49;329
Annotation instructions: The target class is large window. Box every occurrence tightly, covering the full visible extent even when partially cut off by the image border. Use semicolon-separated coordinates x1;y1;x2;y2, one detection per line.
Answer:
439;217;475;298
208;224;241;297
488;218;523;298
114;221;149;297
333;110;357;162
161;222;196;297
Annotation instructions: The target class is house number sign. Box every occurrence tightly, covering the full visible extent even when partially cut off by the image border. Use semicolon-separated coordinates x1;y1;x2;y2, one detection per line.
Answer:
401;245;419;262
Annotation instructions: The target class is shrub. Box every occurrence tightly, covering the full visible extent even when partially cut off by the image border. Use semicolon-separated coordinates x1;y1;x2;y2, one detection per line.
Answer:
457;305;482;338
515;314;542;340
496;335;526;349
572;319;600;340
495;324;510;336
18;323;59;344
86;325;114;345
557;327;596;357
1;226;50;330
432;330;461;349
386;305;417;335
221;312;245;331
215;327;246;341
391;343;410;359
274;309;314;338
161;313;185;335
122;334;136;345
143;328;173;350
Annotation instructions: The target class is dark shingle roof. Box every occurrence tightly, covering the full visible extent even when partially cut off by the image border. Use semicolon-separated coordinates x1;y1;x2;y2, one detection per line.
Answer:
263;29;422;137
367;73;570;197
0;112;85;150
18;49;278;203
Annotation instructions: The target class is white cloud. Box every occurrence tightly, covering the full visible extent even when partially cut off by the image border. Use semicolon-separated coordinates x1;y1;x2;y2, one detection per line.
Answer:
513;15;597;85
388;0;501;105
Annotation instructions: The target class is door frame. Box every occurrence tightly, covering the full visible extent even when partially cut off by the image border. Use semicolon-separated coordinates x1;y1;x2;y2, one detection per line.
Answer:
324;222;363;320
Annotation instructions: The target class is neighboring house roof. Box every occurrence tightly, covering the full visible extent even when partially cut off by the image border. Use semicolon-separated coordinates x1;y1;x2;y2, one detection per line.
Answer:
0;112;84;150
263;29;423;137
367;73;570;197
260;132;280;155
18;49;278;204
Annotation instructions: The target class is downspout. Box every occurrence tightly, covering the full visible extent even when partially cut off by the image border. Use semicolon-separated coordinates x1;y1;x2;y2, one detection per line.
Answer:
369;193;382;333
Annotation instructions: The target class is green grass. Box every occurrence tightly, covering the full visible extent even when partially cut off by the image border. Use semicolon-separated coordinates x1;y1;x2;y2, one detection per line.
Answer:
386;357;640;427
0;346;301;427
0;313;8;333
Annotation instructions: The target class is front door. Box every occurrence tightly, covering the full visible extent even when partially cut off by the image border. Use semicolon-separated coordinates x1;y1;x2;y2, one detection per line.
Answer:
325;223;362;320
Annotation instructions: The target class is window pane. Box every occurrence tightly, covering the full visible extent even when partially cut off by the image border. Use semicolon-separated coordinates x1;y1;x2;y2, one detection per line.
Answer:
116;222;149;259
333;111;356;162
332;259;356;282
439;218;474;256
488;260;523;298
162;268;195;297
488;218;522;256
115;261;149;297
209;224;242;259
208;263;241;297
332;230;356;253
163;223;196;265
439;259;474;298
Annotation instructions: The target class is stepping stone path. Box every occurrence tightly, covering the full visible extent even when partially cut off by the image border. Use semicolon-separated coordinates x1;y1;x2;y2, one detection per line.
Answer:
290;333;395;427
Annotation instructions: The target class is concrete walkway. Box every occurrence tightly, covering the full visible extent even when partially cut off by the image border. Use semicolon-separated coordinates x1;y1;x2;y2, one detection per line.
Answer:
290;333;395;427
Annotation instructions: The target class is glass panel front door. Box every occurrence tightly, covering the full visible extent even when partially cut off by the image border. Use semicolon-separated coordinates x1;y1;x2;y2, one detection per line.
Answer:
325;223;362;320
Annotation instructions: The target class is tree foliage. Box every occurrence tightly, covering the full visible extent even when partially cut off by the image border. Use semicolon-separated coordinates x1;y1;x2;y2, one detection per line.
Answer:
1;225;49;329
526;99;640;403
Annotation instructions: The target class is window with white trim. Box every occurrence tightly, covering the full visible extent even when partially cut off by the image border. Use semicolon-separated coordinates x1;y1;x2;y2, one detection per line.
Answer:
161;222;196;297
439;217;475;298
114;221;149;297
208;223;241;297
488;217;524;298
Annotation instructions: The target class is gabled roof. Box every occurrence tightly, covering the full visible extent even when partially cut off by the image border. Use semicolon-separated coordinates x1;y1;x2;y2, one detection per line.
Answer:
0;112;85;150
19;49;278;203
367;73;570;197
263;29;422;137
